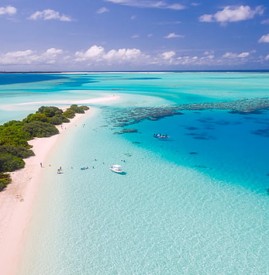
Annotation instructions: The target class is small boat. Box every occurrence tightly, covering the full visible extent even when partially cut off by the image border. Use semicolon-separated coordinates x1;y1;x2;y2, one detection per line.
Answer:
153;133;169;140
110;164;124;174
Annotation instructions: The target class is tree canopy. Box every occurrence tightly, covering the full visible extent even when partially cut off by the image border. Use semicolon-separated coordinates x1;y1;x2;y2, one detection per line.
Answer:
0;104;89;191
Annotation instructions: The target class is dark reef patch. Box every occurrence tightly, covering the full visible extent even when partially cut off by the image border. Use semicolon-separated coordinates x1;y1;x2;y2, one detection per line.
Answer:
252;128;269;138
114;128;138;135
185;126;198;131
107;98;269;130
229;110;263;115
132;141;141;144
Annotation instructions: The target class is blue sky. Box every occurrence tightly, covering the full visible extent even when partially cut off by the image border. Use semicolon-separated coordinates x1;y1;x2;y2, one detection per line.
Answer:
0;0;269;70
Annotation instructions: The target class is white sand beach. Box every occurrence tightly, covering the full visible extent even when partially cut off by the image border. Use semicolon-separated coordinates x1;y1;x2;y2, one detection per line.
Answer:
0;96;118;275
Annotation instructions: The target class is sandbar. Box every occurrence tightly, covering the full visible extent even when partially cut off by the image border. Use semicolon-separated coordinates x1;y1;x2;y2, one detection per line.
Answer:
0;95;118;275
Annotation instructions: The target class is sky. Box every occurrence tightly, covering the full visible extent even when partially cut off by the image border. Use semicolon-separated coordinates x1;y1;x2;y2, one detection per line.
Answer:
0;0;269;71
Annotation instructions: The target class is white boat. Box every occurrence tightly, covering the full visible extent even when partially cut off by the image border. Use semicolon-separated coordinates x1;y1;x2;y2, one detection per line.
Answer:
110;164;124;174
153;133;169;140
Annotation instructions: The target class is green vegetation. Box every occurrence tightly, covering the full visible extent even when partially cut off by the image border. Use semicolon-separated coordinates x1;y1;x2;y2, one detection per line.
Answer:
0;105;89;191
63;104;89;119
23;106;70;125
23;121;59;138
0;173;11;191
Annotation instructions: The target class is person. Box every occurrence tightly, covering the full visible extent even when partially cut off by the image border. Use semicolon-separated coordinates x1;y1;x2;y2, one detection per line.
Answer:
40;162;42;168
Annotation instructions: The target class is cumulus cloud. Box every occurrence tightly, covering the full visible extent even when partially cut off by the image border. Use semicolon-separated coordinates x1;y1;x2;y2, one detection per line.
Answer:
0;46;260;69
29;9;72;21
75;45;105;62
259;34;269;43
0;6;17;16
0;48;64;65
75;45;146;64
265;55;269;61
164;32;184;39
203;51;215;60
97;7;109;14
222;52;250;58
42;48;63;60
105;0;185;10
161;51;176;60
0;50;36;65
104;48;143;62
199;5;264;24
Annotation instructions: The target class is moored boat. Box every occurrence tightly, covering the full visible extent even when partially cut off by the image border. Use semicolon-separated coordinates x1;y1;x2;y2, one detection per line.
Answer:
153;133;169;139
110;164;124;174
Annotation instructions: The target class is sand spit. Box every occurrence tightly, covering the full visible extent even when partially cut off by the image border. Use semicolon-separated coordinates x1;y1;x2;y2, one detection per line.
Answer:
0;95;118;275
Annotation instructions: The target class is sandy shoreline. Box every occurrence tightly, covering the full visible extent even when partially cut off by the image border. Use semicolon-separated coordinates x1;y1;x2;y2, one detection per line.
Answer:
0;96;117;275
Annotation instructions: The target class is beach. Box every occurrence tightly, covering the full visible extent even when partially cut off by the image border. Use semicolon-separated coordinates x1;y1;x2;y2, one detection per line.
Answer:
0;95;119;275
1;73;269;274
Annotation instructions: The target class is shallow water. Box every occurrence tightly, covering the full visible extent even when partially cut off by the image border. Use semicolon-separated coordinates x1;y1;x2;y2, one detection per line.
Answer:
0;72;269;274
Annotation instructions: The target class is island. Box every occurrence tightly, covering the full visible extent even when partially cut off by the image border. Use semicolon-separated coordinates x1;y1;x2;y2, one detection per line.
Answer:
0;104;89;191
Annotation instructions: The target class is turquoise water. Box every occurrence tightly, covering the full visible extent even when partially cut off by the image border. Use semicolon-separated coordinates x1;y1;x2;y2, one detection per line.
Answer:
0;73;269;274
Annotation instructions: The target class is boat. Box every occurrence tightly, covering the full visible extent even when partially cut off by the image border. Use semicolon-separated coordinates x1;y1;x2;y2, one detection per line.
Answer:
110;164;124;174
153;133;169;140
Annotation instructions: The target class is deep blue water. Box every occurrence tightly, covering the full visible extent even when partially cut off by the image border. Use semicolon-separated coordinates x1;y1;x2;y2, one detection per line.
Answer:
0;73;67;85
114;109;269;194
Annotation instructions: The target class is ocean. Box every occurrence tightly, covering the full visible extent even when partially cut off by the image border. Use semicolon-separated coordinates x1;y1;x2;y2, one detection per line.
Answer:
1;72;269;274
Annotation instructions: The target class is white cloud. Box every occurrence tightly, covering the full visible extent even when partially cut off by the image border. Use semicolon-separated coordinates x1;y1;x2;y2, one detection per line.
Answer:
40;48;64;64
238;52;250;58
0;47;260;69
164;32;184;39
29;9;72;22
265;55;269;61
0;48;64;65
75;45;146;64
203;51;215;60
131;34;139;39
0;6;17;16
104;48;143;62
106;0;185;10
75;45;105;62
45;48;63;55
199;5;264;24
161;51;176;60
199;14;213;22
223;52;250;59
43;48;63;58
97;7;109;14
168;4;184;10
259;34;269;43
0;50;35;65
